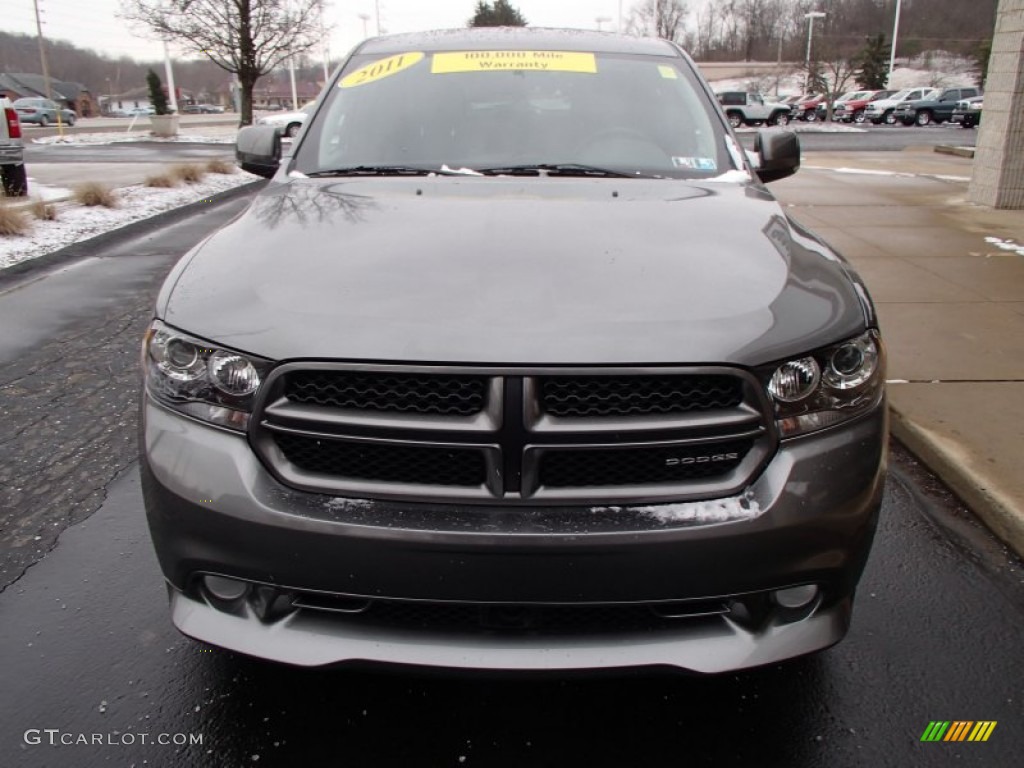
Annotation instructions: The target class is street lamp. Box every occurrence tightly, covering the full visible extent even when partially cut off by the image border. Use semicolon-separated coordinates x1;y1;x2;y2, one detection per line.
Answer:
595;16;611;31
804;11;826;93
888;0;903;87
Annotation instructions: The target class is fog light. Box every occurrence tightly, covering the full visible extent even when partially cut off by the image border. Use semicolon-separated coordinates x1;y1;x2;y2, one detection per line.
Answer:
774;585;819;609
203;575;249;601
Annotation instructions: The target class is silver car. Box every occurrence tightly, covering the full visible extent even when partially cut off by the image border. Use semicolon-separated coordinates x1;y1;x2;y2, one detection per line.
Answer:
141;28;887;674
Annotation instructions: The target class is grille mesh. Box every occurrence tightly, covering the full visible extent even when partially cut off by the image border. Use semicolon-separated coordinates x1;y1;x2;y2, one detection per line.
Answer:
285;371;487;415
540;374;743;417
274;434;486;487
539;440;752;488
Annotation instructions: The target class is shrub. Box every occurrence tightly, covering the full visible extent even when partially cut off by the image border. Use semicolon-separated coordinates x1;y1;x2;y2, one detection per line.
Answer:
30;198;58;221
73;182;118;208
145;173;177;188
205;158;234;175
173;164;206;183
0;202;31;235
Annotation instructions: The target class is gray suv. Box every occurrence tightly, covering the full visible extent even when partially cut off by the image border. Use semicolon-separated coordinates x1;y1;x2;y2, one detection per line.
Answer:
141;28;887;674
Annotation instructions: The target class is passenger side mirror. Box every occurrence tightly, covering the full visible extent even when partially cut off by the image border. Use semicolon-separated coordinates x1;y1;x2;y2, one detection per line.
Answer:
236;125;282;179
753;130;800;184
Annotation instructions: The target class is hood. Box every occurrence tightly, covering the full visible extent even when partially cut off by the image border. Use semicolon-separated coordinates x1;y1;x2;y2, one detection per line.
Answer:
160;177;866;366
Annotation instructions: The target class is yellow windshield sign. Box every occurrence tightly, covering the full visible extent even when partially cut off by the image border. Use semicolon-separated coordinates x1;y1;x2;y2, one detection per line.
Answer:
340;52;425;88
432;51;597;74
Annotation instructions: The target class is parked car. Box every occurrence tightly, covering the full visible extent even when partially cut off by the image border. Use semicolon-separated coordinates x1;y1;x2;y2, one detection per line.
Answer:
11;97;76;127
0;96;27;196
832;90;894;123
814;91;874;121
893;86;982;126
862;87;936;124
715;91;791;127
951;96;983;128
256;102;315;137
183;103;225;114
792;94;825;121
143;28;887;675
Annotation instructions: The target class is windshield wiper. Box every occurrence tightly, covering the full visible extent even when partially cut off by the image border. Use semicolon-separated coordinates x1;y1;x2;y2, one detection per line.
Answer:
475;163;645;178
305;165;464;178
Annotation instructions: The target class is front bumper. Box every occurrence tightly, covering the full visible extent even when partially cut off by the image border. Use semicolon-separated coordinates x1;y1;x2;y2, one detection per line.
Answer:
141;394;887;672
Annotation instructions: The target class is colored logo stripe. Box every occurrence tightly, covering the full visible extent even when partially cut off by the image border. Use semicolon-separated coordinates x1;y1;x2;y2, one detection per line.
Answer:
920;721;996;742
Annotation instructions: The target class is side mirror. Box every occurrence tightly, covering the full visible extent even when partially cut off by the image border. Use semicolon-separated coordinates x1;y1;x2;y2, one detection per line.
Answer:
754;130;800;184
236;125;282;179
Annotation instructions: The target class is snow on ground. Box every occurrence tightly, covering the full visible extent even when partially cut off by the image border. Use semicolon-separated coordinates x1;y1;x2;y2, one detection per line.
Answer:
0;170;260;271
32;123;238;146
985;237;1024;257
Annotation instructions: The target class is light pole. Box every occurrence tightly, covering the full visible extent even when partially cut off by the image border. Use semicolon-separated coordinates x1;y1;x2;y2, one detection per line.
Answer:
887;0;903;86
595;16;611;31
358;13;370;39
804;11;826;92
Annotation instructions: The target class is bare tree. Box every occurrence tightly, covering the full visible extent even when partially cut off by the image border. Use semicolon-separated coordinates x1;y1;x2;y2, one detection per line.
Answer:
119;0;326;126
626;0;689;43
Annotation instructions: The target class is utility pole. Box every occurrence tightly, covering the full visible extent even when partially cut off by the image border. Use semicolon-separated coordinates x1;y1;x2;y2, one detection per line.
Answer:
375;0;381;36
888;0;903;86
289;57;299;110
163;40;179;113
32;0;64;132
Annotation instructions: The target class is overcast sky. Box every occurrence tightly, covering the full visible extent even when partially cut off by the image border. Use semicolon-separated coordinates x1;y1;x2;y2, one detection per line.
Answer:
3;0;643;65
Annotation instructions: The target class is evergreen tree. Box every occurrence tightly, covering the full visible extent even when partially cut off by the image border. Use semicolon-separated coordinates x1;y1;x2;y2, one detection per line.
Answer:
854;34;889;90
146;69;170;115
468;0;527;27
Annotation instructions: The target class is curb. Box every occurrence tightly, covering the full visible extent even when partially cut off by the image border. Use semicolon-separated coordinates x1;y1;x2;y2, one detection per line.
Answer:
890;406;1024;559
0;180;265;288
935;145;976;159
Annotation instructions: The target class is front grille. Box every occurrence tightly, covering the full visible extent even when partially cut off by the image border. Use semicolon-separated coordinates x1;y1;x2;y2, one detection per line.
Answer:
539;440;752;488
255;365;772;504
540;374;743;417
274;434;486;487
285;370;487;415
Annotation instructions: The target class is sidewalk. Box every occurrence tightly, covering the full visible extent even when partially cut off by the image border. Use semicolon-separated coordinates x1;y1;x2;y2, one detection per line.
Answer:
773;147;1024;557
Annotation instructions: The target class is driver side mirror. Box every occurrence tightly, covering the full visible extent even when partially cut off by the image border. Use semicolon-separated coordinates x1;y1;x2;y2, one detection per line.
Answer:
753;130;800;184
236;125;282;179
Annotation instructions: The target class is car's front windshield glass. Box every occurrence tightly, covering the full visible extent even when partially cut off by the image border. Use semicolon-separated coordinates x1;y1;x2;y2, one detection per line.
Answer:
294;49;734;179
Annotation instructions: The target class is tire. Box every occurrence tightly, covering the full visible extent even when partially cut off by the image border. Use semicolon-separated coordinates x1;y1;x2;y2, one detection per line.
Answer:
39;114;49;127
285;122;302;138
915;110;932;126
65;114;75;126
883;110;897;125
853;109;866;123
726;111;744;129
770;111;790;127
804;110;817;122
1;163;28;197
900;117;915;126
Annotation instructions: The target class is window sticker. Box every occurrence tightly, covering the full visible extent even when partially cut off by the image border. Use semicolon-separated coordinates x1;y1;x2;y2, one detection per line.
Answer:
431;51;597;74
339;52;425;88
672;157;718;171
657;65;678;79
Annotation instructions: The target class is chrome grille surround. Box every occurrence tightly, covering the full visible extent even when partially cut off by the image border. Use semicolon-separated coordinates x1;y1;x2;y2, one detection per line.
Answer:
249;363;777;506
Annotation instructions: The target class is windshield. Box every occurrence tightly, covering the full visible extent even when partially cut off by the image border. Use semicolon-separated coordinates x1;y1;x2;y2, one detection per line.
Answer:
294;49;734;179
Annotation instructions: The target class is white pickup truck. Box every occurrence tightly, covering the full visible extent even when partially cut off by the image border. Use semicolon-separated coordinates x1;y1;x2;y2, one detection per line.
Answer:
1;96;28;196
715;91;792;128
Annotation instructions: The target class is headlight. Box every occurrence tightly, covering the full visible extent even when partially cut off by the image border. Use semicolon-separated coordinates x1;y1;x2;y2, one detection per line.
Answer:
762;331;884;437
142;321;273;431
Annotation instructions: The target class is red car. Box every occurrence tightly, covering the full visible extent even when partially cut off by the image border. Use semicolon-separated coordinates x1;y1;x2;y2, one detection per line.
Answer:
792;94;825;121
832;90;895;123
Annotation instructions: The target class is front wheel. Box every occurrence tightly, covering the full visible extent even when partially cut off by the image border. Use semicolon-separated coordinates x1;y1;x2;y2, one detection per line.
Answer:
853;109;866;123
39;114;49;127
726;111;744;129
770;111;790;127
883;110;897;125
915;111;932;126
804;110;818;122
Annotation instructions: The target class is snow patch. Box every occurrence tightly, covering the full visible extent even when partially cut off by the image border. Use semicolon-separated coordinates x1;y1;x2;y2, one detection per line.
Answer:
32;124;238;146
0;171;260;270
985;237;1024;256
593;491;761;524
